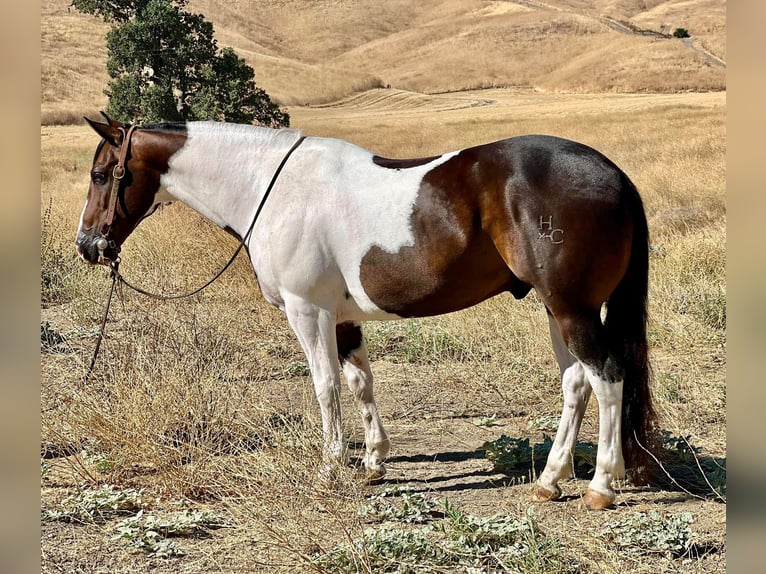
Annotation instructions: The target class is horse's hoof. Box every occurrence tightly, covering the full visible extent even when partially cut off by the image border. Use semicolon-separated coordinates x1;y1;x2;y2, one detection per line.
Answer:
355;462;385;484
317;462;344;487
531;484;561;502
364;465;386;485
582;488;615;510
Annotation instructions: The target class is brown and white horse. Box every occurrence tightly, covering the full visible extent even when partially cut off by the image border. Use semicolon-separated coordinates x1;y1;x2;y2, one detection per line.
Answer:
76;115;654;509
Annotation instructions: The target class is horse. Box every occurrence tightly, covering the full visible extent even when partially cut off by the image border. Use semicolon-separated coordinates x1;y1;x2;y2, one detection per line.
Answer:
76;113;654;510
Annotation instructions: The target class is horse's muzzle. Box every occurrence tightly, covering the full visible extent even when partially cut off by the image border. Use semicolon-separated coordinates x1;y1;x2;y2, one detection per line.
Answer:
75;232;119;264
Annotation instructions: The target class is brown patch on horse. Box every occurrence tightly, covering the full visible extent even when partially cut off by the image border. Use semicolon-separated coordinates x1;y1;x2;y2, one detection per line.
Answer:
359;137;634;319
360;145;529;317
336;322;363;361
372;155;441;170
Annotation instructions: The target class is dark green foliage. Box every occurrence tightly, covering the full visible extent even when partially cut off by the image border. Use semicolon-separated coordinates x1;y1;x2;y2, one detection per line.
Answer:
71;0;151;23
72;0;289;126
673;27;690;38
482;435;597;477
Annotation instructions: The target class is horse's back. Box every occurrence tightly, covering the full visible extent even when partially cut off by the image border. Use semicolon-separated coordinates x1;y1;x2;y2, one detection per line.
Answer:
273;134;641;321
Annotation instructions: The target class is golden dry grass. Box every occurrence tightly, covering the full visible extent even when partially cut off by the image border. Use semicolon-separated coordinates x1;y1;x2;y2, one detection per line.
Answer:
41;91;725;572
41;0;725;116
40;1;725;572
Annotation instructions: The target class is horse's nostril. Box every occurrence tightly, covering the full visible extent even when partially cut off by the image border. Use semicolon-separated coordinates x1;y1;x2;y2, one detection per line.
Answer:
75;237;97;263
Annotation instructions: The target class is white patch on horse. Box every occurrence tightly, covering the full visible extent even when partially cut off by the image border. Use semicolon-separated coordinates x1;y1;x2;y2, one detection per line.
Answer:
581;363;625;499
536;361;591;497
160;123;459;320
291;137;460;320
76;197;89;237
161;123;302;231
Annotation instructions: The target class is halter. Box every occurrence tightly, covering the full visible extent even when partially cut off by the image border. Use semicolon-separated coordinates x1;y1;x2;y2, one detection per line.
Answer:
87;129;306;380
96;124;138;260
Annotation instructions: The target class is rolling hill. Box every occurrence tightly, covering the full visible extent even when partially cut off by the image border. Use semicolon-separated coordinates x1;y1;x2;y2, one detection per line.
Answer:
41;0;725;123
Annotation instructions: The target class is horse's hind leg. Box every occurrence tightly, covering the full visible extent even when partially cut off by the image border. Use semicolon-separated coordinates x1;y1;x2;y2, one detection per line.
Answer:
337;322;390;480
544;310;626;510
581;361;626;509
533;311;592;502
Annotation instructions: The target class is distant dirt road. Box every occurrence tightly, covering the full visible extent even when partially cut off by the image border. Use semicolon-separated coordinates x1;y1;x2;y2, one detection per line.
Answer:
506;0;726;68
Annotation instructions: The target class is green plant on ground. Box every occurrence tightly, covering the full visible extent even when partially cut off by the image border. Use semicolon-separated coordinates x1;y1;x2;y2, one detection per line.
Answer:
113;508;228;557
599;510;694;557
314;496;571;573
40;321;66;350
283;360;311;377
481;435;597;477
472;413;501;427
658;432;726;500
359;485;443;524
526;415;560;432
41;485;143;524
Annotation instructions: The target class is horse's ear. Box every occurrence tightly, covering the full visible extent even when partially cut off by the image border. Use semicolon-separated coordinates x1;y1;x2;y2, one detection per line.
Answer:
99;111;122;128
84;116;122;146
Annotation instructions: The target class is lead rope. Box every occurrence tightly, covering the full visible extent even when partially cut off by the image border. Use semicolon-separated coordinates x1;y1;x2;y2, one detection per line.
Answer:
85;134;306;380
84;261;120;383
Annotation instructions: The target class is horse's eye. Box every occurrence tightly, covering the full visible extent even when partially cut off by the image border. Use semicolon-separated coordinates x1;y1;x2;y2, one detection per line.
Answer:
91;172;107;186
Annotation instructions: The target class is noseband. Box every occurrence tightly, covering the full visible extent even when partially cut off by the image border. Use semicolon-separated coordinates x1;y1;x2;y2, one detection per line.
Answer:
97;124;138;259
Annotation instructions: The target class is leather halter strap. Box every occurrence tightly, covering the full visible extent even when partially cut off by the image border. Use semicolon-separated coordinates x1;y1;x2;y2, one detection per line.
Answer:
101;124;138;239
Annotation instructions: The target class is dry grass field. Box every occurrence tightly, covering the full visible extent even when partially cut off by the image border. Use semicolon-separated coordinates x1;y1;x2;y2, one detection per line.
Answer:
41;1;725;572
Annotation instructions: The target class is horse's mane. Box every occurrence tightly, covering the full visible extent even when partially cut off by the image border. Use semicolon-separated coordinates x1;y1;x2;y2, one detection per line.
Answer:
140;121;302;138
141;122;188;133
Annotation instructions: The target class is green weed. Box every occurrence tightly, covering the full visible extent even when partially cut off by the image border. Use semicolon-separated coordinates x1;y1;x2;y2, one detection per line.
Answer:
41;485;143;524
658;432;726;500
599;510;694;557
113;509;228;557
359;485;442;524
481;435;597;477
314;496;571;573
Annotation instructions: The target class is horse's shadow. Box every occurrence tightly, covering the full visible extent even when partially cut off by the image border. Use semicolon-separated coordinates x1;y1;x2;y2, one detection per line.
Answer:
350;435;726;501
349;443;541;494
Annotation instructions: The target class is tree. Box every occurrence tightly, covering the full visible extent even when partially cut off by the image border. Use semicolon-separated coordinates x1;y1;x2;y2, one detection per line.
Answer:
72;0;289;126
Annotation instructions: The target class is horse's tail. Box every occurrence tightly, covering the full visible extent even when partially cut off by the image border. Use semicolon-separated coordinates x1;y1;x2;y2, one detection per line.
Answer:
604;175;656;478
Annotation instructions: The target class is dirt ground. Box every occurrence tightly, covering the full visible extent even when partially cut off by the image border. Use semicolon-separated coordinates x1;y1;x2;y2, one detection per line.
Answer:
41;339;726;573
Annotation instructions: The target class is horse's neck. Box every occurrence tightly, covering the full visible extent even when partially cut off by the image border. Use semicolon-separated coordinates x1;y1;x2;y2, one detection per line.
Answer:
161;122;304;234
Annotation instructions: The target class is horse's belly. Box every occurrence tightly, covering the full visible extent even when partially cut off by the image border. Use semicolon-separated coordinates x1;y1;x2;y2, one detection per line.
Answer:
355;232;515;318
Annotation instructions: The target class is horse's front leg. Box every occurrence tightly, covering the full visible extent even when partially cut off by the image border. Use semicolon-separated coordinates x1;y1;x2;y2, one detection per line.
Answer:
285;300;346;474
337;322;390;481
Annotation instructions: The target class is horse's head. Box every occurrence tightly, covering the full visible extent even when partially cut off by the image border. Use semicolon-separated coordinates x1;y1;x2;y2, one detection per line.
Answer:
76;113;174;264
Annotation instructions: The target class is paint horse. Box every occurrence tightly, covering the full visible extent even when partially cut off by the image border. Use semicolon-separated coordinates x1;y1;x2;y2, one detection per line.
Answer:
76;115;654;510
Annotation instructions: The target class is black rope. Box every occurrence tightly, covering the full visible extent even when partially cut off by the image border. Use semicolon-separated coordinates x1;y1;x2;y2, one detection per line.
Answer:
84;262;120;383
113;135;306;300
84;135;306;378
